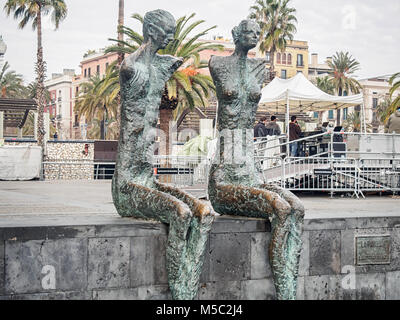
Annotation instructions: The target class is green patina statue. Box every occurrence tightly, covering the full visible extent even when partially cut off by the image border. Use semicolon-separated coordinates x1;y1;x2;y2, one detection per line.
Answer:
112;9;214;300
208;20;305;300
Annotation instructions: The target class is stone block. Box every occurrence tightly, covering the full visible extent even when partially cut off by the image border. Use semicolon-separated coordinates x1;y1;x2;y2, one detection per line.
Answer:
46;226;95;239
296;276;305;300
95;222;167;238
0;242;4;295
198;281;241;300
304;275;355;300
309;230;341;275
356;217;400;229
137;285;171;300
0;227;48;241
208;233;251;282
211;216;270;234
2;291;91;300
355;273;385;300
386;271;400;299
250;233;272;279
5;239;87;294
240;279;276;300
93;288;139;300
304;218;351;231
298;231;310;277
347;228;400;274
130;236;168;287
88;237;130;289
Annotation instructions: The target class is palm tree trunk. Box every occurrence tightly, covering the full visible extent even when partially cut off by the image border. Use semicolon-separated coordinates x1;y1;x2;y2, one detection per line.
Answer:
336;87;343;126
159;108;172;155
36;7;45;150
117;0;124;66
270;49;275;78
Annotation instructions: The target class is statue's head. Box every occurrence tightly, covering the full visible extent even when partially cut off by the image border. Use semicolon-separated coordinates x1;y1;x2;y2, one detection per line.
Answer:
143;9;176;49
232;20;260;51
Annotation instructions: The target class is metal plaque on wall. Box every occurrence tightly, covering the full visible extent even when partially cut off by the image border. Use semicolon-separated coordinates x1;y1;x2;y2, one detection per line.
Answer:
355;235;391;265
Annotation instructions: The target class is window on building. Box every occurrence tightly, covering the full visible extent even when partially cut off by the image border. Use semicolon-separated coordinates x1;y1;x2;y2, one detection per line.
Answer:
328;110;334;119
372;98;378;109
343;107;348;120
281;69;287;79
265;52;271;63
84;69;87;78
313;112;319;119
96;65;100;75
287;53;292;65
106;62;109;70
343;91;348;96
277;53;281;64
88;68;91;78
76;86;79;95
282;53;287;65
297;54;304;67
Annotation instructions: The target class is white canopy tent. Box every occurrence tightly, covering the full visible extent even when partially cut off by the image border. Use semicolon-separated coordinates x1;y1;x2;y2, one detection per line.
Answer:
259;72;365;134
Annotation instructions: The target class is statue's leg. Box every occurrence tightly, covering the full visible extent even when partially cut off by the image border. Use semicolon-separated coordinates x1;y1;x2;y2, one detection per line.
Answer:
156;182;214;300
210;184;295;300
119;182;196;300
261;184;305;300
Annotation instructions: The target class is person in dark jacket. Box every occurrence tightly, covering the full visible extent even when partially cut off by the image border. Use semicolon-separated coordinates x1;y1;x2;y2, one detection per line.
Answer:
289;116;302;157
254;116;268;139
266;116;281;136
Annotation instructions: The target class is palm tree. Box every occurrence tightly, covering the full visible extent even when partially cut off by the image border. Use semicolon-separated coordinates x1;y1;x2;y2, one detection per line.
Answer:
313;76;335;124
249;0;297;76
0;61;26;98
74;65;119;140
4;0;67;149
315;76;335;95
327;51;361;125
117;0;124;66
376;97;393;128
106;13;223;153
389;72;400;116
343;112;371;133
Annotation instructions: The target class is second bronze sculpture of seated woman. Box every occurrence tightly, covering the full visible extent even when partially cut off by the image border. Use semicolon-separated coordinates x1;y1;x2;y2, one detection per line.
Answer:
208;19;305;300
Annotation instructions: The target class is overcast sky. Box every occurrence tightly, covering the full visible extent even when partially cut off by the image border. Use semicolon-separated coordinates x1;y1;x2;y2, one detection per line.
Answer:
1;0;399;84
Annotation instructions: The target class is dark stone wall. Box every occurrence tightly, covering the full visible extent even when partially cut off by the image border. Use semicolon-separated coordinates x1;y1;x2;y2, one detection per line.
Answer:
1;216;400;300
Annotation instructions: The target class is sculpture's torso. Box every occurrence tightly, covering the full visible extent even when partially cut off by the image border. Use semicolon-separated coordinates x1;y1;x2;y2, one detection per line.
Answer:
209;55;267;188
112;48;182;215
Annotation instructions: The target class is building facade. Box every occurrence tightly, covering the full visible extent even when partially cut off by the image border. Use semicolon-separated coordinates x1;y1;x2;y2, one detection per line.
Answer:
72;49;118;140
268;40;309;79
45;69;75;140
359;75;400;132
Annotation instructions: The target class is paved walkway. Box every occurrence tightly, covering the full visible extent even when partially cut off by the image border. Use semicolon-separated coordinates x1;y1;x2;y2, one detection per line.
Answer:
0;180;399;227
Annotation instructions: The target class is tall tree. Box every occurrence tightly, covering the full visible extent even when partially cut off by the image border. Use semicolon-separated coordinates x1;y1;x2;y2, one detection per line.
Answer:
327;51;361;125
74;65;119;140
249;0;297;77
106;13;223;153
117;0;124;66
389;72;400;116
314;76;335;124
0;61;26;98
4;0;67;149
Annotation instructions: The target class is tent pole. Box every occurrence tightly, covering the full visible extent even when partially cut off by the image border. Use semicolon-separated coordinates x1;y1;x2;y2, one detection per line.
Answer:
361;102;367;133
286;91;290;158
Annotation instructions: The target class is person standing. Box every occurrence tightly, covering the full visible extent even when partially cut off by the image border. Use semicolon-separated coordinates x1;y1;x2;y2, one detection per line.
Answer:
266;116;281;136
289;115;302;157
385;106;400;134
254;116;268;139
